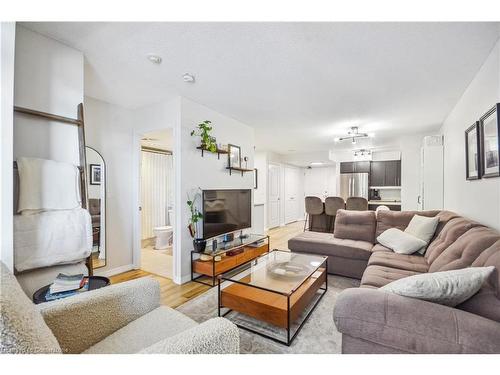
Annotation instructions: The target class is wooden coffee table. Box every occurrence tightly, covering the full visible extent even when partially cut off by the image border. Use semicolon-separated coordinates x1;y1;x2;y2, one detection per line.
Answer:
218;249;327;346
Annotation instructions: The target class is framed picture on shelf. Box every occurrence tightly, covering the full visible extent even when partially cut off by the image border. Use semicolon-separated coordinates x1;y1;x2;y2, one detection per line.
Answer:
465;122;481;180
89;164;102;185
254;168;258;189
228;144;241;169
480;103;499;178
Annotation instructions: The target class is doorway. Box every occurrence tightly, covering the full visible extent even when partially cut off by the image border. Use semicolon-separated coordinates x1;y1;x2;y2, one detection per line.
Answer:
139;129;174;279
268;163;281;229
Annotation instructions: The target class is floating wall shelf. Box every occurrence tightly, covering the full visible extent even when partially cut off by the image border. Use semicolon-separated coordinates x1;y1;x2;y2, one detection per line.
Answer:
196;145;229;159
226;166;254;176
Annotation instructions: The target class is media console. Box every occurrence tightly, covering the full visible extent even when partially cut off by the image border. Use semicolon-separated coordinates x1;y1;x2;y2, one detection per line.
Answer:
191;233;270;287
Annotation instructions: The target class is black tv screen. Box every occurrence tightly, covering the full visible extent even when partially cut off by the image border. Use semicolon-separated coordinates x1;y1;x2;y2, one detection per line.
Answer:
202;189;252;239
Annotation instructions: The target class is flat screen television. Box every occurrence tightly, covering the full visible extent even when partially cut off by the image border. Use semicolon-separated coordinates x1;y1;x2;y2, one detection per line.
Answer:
202;189;252;240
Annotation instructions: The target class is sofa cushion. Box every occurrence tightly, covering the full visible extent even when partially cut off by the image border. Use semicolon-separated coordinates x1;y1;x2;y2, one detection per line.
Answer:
428;227;500;273
377;228;427;254
380;267;495;307
83;306;197;354
371;244;392;253
334;209;376;243
368;252;429;273
360;265;421;288
288;231;373;260
457;239;500;322
0;262;62;354
425;217;483;265
375;210;439;239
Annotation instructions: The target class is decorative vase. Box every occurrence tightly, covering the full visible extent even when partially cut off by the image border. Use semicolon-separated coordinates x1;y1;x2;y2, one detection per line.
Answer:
193;238;207;252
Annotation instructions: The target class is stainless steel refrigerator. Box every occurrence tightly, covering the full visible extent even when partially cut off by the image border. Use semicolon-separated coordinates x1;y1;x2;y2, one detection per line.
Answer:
339;173;369;202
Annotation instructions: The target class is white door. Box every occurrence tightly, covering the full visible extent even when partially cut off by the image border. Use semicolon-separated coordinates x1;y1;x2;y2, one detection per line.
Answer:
268;164;281;228
284;166;299;224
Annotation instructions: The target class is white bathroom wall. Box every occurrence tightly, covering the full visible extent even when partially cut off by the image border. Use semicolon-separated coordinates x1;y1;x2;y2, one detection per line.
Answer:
0;22;16;271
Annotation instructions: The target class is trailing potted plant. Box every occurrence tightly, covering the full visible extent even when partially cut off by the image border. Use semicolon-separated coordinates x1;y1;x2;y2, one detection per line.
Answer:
190;120;217;152
187;193;206;252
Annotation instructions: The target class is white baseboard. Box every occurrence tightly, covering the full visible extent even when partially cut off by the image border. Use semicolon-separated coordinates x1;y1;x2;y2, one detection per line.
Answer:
179;274;192;285
94;264;135;277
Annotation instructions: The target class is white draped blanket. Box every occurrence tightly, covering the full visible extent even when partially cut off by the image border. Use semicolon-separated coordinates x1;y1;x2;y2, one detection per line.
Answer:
14;208;92;272
17;157;81;213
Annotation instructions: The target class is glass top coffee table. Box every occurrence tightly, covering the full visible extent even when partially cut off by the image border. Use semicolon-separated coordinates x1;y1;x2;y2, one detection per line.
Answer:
218;249;328;346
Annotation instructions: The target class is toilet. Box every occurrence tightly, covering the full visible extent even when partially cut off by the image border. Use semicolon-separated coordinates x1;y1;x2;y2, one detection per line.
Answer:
153;209;174;250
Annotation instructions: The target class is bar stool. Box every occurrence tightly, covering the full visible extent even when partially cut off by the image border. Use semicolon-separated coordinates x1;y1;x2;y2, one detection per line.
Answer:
346;197;368;211
304;196;324;231
324;196;345;232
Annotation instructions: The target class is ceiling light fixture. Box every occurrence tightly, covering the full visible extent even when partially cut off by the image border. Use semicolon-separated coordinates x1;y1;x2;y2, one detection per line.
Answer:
147;54;162;64
338;126;369;143
310;162;324;166
353;149;371;157
183;73;195;83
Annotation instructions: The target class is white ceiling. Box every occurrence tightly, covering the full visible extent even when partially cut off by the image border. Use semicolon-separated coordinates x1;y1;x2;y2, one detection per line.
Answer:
141;129;173;151
22;22;500;154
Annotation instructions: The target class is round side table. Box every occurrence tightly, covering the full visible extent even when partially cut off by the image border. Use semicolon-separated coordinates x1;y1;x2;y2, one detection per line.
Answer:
33;276;110;304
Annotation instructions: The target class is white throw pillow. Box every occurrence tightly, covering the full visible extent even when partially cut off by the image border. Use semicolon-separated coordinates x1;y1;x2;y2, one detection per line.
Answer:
404;215;439;254
377;228;427;254
380;266;495;306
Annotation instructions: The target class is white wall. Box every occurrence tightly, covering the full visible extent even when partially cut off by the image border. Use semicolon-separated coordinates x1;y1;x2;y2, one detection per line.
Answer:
84;96;136;275
13;25;83;165
440;40;500;230
179;97;255;282
0;22;15;271
304;166;337;199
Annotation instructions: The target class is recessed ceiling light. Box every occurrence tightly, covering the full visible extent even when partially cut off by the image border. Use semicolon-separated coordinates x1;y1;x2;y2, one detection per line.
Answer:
147;54;162;64
310;162;324;166
183;73;195;83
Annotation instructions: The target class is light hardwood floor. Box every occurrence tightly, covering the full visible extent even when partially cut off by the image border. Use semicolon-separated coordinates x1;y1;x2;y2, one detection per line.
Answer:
110;220;306;308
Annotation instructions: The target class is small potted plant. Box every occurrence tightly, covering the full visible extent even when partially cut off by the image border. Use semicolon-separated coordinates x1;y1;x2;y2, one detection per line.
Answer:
187;193;206;252
191;120;217;152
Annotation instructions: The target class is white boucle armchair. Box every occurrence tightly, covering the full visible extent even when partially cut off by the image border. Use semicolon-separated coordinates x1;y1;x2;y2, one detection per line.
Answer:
0;262;239;354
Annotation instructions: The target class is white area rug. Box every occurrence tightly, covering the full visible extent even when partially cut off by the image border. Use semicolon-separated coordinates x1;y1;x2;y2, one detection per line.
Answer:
177;275;359;354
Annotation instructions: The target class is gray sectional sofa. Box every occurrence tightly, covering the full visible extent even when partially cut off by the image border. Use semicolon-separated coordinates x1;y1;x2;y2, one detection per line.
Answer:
288;209;500;354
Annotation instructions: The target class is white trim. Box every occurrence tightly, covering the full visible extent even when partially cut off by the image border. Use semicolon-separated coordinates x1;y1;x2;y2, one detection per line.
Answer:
180;273;192;284
94;264;134;277
132;130;142;270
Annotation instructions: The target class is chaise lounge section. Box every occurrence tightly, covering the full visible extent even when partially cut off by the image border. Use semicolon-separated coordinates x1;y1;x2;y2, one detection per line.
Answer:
288;209;500;354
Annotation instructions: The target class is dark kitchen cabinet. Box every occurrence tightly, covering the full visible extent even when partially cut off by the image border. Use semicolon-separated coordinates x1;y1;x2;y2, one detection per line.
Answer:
370;160;401;186
340;162;355;173
384;160;401;186
370;161;386;186
354;161;370;173
340;161;371;174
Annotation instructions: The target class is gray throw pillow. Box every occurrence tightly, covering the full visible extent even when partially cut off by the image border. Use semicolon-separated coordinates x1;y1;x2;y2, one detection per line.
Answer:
380;266;495;306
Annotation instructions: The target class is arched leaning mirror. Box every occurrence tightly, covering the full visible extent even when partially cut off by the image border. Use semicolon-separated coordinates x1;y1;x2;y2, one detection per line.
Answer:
86;146;106;269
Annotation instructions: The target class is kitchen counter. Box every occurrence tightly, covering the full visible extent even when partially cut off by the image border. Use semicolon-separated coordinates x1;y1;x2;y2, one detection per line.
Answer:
368;200;401;206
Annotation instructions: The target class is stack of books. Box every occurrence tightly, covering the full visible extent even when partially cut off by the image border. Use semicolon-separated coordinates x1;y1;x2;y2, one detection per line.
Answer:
45;274;89;301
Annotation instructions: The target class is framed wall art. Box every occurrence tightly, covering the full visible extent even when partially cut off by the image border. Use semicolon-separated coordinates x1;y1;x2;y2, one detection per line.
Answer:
480;103;499;178
465;122;481;180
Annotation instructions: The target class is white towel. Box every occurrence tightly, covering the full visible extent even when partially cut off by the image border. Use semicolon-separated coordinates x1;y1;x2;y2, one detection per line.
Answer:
14;208;92;272
17;157;81;213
